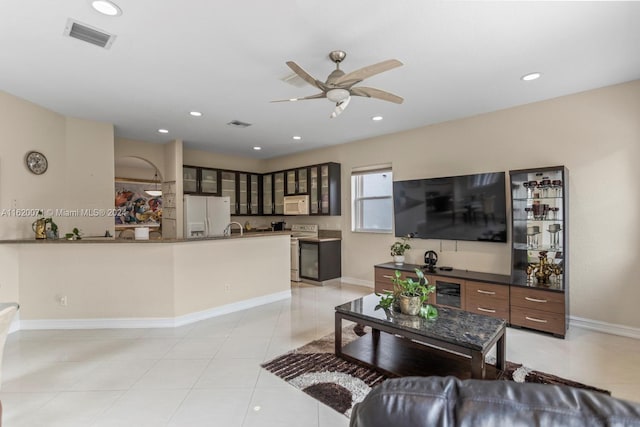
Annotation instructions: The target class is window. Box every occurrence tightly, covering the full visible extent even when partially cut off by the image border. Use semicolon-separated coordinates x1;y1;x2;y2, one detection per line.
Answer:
351;168;393;233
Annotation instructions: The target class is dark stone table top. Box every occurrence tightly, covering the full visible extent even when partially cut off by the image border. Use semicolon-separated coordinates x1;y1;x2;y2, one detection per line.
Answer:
335;294;506;352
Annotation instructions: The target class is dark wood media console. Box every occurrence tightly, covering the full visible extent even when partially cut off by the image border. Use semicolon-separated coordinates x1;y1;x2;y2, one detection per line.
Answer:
374;262;568;338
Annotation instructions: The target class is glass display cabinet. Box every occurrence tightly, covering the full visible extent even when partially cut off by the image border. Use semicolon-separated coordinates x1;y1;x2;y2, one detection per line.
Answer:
509;166;569;337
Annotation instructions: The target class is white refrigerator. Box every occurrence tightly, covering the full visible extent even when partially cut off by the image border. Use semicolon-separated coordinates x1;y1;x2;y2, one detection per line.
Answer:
184;195;231;238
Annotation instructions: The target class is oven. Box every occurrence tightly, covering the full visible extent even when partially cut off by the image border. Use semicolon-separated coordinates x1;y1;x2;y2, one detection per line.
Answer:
290;224;318;282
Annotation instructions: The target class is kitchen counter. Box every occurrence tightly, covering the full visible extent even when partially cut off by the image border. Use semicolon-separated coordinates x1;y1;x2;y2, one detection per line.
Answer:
1;233;291;329
0;231;291;244
297;237;341;242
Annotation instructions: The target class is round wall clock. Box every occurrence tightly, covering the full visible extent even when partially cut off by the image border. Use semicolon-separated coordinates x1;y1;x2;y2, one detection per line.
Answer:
25;151;48;175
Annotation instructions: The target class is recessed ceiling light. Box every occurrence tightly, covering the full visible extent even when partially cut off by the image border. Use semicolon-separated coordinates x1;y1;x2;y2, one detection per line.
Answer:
189;111;203;117
292;136;302;140
253;146;262;151
521;72;542;81
91;0;122;16
158;129;169;134
372;116;383;121
289;98;298;102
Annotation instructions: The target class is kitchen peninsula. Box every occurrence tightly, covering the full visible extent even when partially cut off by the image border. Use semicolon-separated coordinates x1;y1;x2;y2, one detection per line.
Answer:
0;233;290;329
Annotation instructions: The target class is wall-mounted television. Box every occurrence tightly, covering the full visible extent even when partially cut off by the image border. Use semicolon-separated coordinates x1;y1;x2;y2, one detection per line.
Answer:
393;172;507;242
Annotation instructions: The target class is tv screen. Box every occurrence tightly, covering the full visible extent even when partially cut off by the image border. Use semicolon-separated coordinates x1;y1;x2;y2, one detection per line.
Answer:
393;172;507;242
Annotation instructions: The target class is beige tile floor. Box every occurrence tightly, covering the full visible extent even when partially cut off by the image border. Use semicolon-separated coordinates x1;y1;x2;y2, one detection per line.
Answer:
1;282;639;426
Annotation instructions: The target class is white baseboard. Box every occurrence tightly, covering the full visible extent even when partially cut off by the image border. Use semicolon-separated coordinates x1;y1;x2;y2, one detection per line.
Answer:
340;277;374;288
18;290;291;330
569;315;640;340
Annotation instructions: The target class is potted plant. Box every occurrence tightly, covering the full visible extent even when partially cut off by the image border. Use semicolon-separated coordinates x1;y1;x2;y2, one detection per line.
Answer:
390;236;411;265
44;217;58;239
377;268;438;319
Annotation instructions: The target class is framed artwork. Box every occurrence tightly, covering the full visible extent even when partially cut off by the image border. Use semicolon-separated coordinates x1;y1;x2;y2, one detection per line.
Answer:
114;179;162;226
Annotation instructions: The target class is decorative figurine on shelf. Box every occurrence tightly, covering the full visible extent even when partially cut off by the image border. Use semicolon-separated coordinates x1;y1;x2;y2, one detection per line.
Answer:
526;250;562;287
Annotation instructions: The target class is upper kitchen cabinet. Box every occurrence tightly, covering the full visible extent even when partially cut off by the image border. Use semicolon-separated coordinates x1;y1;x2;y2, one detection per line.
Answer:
309;162;341;215
221;171;261;216
183;166;220;195
286;167;308;195
273;172;285;215
263;174;273;215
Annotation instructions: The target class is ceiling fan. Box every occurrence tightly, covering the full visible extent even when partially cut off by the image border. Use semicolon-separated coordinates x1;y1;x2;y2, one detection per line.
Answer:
273;50;404;118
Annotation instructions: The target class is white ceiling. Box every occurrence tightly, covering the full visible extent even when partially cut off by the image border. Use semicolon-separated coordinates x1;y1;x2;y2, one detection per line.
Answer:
1;1;639;159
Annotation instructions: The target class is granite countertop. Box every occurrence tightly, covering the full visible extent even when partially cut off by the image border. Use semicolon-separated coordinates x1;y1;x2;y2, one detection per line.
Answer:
0;231;291;244
297;237;341;242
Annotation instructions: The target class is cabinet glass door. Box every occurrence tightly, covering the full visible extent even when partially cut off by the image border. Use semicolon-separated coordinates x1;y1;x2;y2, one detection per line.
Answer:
200;167;218;194
286;170;296;195
238;173;248;215
263;174;273;215
183;166;198;193
300;242;319;280
510;167;567;289
250;174;259;215
274;172;285;214
320;164;330;214
298;168;308;193
310;167;319;214
221;171;237;214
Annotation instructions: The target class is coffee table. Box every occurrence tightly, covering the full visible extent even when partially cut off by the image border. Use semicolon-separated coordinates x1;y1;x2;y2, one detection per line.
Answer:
335;294;506;379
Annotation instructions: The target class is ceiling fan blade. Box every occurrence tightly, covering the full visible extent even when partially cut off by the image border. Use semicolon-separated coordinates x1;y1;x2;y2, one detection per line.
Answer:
330;96;351;119
286;61;325;91
334;59;403;87
350;86;404;104
271;93;326;103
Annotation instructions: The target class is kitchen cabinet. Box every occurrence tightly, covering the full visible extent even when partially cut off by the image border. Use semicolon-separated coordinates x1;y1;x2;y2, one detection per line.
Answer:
220;171;261;215
183;166;220;195
220;171;237;214
262;174;273;215
273;172;285;215
509;166;569;337
300;240;341;283
309;162;341;215
286;167;308;195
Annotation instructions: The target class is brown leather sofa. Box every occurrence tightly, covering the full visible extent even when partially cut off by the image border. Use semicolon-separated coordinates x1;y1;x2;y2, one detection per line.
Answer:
350;376;640;427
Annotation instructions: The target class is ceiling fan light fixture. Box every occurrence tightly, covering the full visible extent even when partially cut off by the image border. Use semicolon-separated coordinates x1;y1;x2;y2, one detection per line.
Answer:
326;88;350;103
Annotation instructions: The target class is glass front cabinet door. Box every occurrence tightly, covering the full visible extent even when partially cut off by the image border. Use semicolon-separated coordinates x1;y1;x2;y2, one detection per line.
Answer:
509;165;569;337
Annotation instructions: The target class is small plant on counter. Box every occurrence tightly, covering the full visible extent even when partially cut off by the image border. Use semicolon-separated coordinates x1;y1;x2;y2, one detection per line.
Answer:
390;236;411;256
65;227;83;240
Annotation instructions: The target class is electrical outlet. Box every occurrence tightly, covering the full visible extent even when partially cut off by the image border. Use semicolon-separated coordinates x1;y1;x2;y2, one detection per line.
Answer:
58;295;68;306
224;284;231;292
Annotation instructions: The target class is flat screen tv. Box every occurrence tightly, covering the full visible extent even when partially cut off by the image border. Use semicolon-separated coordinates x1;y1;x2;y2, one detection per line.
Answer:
393;172;507;242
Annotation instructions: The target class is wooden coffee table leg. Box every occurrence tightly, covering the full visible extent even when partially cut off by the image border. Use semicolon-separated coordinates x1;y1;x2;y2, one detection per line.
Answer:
496;331;506;371
335;312;342;356
471;350;485;379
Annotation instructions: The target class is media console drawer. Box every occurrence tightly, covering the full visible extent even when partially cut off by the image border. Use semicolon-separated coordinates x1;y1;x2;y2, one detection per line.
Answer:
465;281;509;321
510;306;565;336
510;287;564;314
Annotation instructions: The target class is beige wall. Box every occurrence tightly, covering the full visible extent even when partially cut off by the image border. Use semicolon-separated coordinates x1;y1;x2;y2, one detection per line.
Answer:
266;80;640;328
183;147;264;173
0;91;114;240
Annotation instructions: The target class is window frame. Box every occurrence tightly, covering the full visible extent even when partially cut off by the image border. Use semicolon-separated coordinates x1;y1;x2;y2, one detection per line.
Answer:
351;167;393;234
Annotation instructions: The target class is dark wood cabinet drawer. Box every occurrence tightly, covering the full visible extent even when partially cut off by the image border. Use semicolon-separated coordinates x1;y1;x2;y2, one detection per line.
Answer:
374;267;421;294
510;306;565;336
465;281;509;320
510;287;565;315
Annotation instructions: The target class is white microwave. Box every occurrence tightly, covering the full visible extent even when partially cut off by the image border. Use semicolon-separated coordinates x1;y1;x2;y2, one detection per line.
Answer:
283;195;309;215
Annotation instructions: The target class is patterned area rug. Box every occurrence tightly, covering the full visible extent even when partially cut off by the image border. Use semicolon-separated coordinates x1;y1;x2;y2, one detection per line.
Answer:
261;325;610;418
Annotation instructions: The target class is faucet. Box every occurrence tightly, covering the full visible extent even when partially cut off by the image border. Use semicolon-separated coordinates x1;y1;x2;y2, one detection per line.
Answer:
224;222;244;236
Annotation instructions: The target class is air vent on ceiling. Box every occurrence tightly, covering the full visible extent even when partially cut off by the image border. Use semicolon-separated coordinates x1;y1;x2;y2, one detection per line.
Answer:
227;120;252;128
280;72;307;88
64;18;116;49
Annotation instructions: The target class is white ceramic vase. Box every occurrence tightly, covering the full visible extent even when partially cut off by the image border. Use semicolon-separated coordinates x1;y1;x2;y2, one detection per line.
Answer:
393;255;405;265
